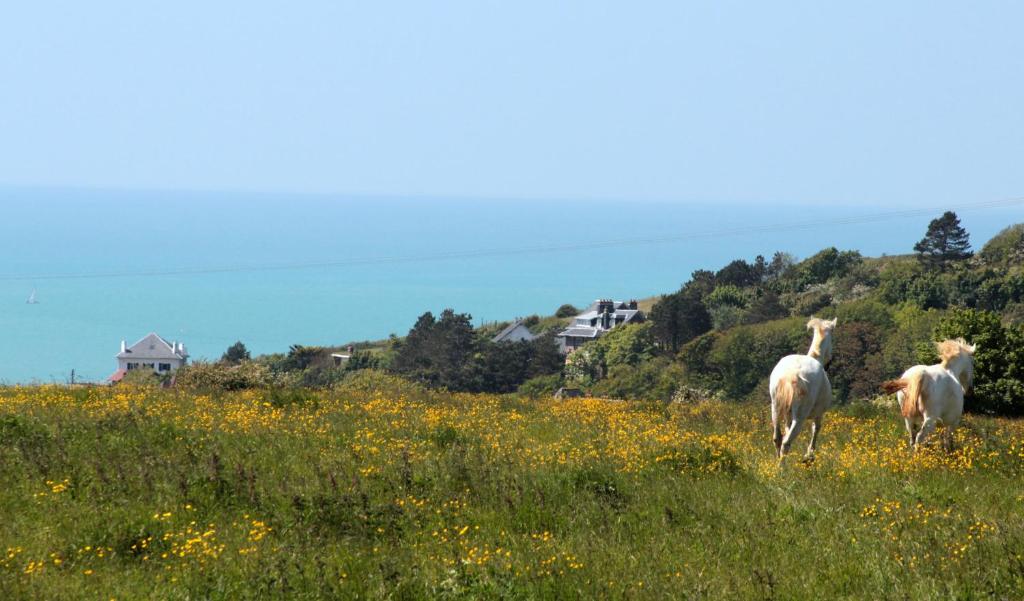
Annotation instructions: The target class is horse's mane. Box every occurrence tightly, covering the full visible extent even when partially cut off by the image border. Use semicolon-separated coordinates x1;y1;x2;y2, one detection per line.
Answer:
936;338;976;367
806;317;834;332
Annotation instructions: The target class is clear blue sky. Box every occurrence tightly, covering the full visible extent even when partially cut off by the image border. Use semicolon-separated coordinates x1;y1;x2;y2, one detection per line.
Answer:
2;1;1023;205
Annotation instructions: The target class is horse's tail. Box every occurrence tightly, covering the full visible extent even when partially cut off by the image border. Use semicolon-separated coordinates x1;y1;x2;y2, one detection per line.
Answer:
774;372;806;427
882;371;926;418
880;379;906;395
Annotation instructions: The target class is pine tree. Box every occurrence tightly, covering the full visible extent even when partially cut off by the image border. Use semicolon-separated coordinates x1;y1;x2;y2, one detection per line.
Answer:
221;341;250;364
913;211;972;270
649;288;711;353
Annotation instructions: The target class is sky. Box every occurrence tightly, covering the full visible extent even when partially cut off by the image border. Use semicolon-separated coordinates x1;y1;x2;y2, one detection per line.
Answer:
1;1;1023;205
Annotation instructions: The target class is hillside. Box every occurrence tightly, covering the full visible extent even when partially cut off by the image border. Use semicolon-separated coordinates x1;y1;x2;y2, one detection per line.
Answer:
3;380;1024;598
182;216;1024;414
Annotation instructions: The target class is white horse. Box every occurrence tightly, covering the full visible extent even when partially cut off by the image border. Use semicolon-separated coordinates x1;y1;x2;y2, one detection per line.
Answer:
769;317;837;462
881;338;976;451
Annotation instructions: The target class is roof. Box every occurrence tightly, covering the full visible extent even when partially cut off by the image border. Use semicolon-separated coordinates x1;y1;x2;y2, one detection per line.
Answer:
492;320;538;343
107;369;127;383
557;326;601;338
117;333;188;360
558;304;645;340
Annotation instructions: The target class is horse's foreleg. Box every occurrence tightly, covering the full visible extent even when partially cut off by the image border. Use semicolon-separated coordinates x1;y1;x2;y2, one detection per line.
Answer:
940;425;957;453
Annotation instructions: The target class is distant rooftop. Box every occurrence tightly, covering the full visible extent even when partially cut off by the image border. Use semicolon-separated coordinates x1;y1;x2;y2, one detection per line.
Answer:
116;333;188;361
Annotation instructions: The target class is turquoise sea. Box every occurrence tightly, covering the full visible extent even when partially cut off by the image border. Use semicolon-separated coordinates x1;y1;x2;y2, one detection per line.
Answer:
0;187;1019;383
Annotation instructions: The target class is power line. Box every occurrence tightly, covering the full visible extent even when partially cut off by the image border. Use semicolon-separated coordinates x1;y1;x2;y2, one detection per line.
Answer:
3;197;1021;282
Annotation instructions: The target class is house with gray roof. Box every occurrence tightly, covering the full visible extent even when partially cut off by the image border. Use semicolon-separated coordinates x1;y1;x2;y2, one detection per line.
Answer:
109;333;189;382
492;320;537;343
556;299;644;354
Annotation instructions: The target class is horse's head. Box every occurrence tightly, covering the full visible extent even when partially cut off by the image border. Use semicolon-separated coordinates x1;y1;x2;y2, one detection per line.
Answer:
937;338;976;394
806;317;838;366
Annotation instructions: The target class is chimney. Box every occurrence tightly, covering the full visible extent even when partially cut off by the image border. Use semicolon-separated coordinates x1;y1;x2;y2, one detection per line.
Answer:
629;299;638;310
347;345;355;354
120;340;126;353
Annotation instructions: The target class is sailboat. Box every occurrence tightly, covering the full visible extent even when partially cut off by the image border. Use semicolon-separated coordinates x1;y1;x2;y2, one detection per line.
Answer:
26;289;38;304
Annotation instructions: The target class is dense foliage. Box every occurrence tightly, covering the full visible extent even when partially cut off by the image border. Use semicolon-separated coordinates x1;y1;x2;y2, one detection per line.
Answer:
206;213;1024;414
582;214;1024;412
389;309;563;394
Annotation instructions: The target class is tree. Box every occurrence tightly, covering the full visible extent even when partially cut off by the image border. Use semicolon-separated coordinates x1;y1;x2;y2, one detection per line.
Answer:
828;321;886;402
786;248;862;291
686;270;717;298
281;345;324;371
715;259;760;288
765;252;796;281
390;309;477;389
649;288;712;353
743;291;789;325
526;332;565;378
555;304;579;318
221;341;250;364
914;211;972;270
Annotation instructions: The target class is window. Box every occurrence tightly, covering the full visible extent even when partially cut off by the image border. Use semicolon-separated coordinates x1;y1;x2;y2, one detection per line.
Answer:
127;362;139;370
143;363;155;369
158;363;171;372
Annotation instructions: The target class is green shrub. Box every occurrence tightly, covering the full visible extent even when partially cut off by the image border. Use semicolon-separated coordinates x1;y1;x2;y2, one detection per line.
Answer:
878;305;946;378
564;323;658;387
175;361;274;391
784;248;862;291
680;317;807;399
979;223;1024;266
790;291;833;316
834;298;894;329
591;359;684;401
935;308;1024;415
517;373;563;398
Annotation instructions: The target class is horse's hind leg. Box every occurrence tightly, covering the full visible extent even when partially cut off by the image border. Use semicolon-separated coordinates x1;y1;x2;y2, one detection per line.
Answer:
904;418;917;450
781;417;805;458
772;420;783;458
914;418;937;450
804;416;822;460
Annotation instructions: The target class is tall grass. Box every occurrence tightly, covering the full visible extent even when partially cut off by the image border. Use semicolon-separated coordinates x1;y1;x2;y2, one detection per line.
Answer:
2;378;1023;599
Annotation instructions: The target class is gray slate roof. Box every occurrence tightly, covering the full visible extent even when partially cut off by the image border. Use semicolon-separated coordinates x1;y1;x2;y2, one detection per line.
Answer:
492;321;538;343
557;300;645;341
117;333;188;360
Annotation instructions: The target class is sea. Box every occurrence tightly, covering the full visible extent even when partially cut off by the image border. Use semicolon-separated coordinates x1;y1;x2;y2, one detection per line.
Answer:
0;187;1019;384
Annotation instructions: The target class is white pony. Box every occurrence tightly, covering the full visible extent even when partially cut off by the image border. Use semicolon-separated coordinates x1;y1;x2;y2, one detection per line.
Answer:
769;317;837;462
881;338;976;451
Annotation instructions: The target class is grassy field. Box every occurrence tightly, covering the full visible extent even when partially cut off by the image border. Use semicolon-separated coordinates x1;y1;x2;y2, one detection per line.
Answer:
2;374;1024;600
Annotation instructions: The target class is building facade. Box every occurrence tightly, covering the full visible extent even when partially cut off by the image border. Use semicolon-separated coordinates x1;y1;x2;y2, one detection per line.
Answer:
556;299;644;354
109;333;189;382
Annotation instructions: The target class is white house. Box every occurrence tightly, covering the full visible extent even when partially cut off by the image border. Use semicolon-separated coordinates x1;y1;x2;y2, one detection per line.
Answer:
555;299;644;354
492;320;537;343
109;333;189;382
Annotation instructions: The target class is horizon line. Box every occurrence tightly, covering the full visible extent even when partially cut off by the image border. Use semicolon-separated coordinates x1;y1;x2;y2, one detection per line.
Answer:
0;181;943;209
